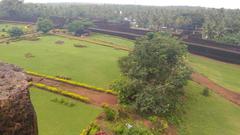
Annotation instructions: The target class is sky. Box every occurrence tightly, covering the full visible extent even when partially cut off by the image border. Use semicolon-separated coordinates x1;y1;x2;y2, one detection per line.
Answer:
24;0;240;9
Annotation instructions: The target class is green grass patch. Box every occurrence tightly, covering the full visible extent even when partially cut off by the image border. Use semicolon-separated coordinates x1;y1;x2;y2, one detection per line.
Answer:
189;55;240;93
88;33;135;49
30;87;102;135
0;35;127;88
179;81;240;135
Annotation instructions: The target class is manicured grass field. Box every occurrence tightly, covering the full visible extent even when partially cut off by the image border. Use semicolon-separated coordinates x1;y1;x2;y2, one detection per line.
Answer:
30;87;102;135
179;81;240;135
0;35;127;88
189;55;240;93
88;33;135;49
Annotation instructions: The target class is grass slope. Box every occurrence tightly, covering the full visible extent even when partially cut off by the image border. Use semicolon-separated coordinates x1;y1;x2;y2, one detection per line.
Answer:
30;88;102;135
189;55;240;93
179;81;240;135
0;35;127;88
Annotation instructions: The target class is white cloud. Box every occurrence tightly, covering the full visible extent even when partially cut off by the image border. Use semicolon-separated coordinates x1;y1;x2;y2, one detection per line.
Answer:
24;0;240;9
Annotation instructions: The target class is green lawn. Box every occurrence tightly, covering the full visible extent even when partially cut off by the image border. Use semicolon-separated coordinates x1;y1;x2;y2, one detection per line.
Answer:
88;33;135;49
0;35;127;88
30;87;102;135
179;81;240;135
189;55;240;93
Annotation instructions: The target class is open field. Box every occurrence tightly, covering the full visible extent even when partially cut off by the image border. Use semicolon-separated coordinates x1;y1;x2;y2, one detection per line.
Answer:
30;87;102;135
179;81;240;135
189;55;240;93
0;35;127;88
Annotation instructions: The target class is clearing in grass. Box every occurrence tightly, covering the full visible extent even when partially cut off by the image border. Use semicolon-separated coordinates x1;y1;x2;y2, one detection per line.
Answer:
30;87;102;135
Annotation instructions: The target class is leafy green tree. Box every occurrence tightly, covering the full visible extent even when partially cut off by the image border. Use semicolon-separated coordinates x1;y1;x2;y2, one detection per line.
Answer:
67;20;94;36
36;18;54;33
8;27;24;37
112;32;191;116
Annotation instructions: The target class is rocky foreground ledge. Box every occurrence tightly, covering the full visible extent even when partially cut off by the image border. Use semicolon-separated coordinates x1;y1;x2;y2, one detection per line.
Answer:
0;63;38;135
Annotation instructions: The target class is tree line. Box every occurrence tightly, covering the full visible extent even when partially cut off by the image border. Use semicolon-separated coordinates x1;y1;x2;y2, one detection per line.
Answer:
1;0;240;45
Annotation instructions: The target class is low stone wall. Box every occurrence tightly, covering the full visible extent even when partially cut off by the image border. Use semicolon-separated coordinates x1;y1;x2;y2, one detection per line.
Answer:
186;42;240;64
0;63;38;135
89;28;142;40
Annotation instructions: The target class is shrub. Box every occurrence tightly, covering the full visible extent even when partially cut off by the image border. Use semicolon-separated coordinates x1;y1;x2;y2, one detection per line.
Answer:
103;105;118;121
55;40;65;45
51;98;76;107
80;123;100;135
148;116;168;134
114;123;153;135
8;27;24;38
74;44;87;48
202;88;210;97
37;18;54;33
24;36;40;41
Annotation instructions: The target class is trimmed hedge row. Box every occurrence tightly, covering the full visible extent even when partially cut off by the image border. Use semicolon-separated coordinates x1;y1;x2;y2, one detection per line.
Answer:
32;83;90;103
80;122;100;135
26;71;117;95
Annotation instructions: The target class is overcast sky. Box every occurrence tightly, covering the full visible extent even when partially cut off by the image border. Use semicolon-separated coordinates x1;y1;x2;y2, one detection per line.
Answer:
24;0;240;9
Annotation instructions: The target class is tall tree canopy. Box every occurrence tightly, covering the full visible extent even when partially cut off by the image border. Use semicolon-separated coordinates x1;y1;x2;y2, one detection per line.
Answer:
0;2;240;44
0;0;24;18
112;33;191;116
67;20;93;36
36;18;54;33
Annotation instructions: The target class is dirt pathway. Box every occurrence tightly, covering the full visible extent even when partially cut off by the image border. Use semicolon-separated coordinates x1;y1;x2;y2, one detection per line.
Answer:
28;74;117;106
191;72;240;106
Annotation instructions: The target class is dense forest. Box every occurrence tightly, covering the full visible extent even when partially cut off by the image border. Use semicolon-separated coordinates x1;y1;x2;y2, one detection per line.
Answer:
0;0;240;45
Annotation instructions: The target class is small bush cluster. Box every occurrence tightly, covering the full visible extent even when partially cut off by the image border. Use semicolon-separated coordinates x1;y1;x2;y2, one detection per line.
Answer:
51;98;76;107
148;116;169;134
56;75;72;80
202;88;210;97
27;71;116;95
103;104;118;121
80;123;100;135
114;123;153;135
55;40;65;45
24;36;40;41
24;53;35;58
74;44;87;48
32;83;90;103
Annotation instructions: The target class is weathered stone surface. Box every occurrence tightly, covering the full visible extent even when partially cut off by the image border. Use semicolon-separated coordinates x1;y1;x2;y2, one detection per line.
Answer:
0;63;38;135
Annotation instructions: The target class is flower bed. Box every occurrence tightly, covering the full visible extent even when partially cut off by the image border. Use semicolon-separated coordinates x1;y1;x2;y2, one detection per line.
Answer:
32;82;90;103
27;71;117;95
